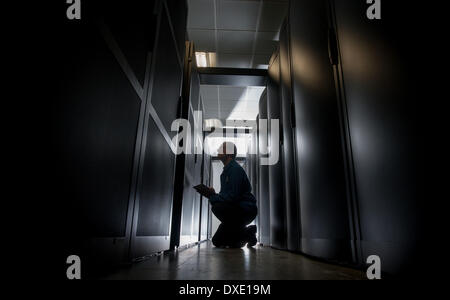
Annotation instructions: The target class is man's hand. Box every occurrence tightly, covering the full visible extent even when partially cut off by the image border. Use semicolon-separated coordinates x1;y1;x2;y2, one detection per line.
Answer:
208;187;216;194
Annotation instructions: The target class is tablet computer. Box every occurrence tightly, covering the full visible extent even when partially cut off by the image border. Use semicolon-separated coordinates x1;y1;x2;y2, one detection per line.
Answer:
193;184;215;198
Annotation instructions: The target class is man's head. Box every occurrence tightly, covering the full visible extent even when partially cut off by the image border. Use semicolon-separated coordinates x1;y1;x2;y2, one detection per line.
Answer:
217;142;237;165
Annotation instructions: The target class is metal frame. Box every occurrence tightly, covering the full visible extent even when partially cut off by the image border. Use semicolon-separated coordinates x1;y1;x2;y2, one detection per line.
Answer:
198;68;267;86
170;41;195;250
279;16;301;252
327;0;363;266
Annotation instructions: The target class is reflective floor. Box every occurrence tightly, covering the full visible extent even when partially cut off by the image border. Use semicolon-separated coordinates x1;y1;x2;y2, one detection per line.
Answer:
103;241;364;280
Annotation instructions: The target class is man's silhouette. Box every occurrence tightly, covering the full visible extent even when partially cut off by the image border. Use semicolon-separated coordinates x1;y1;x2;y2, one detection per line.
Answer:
207;142;257;248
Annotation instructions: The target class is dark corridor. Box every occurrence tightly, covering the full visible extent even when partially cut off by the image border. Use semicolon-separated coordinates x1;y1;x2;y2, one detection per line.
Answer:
52;0;430;282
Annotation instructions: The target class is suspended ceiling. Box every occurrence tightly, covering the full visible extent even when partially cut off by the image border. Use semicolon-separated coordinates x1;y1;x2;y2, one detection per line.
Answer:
187;0;288;69
187;0;287;129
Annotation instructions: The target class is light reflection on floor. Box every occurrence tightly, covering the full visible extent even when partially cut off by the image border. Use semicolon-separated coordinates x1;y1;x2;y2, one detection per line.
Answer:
102;241;364;280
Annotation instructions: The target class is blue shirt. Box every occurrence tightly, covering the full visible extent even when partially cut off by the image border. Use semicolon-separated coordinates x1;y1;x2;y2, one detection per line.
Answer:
208;159;257;210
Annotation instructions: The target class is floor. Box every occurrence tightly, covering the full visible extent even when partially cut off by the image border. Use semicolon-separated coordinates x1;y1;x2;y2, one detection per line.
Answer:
102;241;364;280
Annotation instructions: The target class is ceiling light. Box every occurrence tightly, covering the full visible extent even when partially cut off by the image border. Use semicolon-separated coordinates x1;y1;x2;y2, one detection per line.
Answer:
195;52;216;68
196;52;207;68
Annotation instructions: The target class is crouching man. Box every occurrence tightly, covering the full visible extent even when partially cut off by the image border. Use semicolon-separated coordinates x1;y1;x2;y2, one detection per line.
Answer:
207;142;257;248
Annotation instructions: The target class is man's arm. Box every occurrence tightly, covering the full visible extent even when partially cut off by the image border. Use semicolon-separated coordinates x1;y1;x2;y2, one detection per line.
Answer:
208;167;244;204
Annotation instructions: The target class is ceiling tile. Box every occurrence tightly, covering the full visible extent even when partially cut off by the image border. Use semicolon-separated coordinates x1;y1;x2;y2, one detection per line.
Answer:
200;85;219;113
217;0;260;31
218;86;247;100
188;29;216;52
216;53;252;68
187;0;216;29
247;86;266;100
204;111;220;119
200;85;219;98
217;30;255;54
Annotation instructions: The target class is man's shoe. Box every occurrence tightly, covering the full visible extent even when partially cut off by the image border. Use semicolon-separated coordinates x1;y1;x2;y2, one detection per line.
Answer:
246;225;257;247
228;241;246;248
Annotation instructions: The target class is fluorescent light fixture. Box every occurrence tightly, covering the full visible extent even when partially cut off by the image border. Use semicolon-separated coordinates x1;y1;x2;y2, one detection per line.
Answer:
208;52;217;67
196;52;207;68
195;52;216;68
204;119;223;130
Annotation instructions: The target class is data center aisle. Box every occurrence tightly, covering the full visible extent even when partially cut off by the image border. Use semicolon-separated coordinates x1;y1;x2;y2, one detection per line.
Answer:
102;241;363;280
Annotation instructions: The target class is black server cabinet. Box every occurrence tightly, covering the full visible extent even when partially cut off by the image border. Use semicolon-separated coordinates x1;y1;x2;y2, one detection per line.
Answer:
254;116;261;241
279;20;300;252
57;17;144;268
176;41;210;247
289;0;352;262
205;148;213;240
251;129;258;216
180;98;200;245
130;1;186;259
200;148;211;241
247;127;258;222
55;0;188;272
258;92;271;246
253;127;260;233
267;52;287;250
198;98;209;242
165;0;188;66
331;0;425;274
